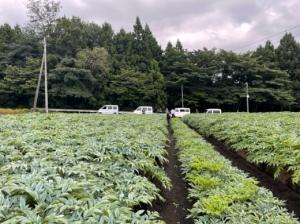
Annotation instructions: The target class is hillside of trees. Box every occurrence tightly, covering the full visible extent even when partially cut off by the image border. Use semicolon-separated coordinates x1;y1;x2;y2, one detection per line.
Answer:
0;16;300;112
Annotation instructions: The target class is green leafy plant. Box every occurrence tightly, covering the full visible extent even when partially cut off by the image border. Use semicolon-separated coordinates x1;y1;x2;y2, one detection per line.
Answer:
183;112;300;185
0;113;169;223
172;118;299;223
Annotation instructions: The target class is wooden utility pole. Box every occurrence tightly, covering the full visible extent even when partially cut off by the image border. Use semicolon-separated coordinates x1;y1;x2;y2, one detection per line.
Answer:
33;52;44;109
246;82;249;113
32;37;48;114
27;0;61;114
44;37;48;113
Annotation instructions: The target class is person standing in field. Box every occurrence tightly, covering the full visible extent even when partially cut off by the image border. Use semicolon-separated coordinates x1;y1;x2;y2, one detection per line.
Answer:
166;108;170;121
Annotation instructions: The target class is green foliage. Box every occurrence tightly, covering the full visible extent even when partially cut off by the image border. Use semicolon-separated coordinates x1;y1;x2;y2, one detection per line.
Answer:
188;176;221;190
183;113;300;185
172;118;299;223
202;195;232;216
48;67;99;108
253;40;276;66
189;160;224;172
160;41;294;111
1;16;300;111
76;47;110;75
108;66;166;110
0;17;166;110
276;33;300;110
0;114;169;223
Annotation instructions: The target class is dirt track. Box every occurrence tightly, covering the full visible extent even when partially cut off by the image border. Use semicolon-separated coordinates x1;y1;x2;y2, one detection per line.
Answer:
153;121;193;224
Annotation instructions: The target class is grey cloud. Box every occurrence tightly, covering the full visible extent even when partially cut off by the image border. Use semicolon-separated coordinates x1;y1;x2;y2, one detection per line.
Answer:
0;0;300;51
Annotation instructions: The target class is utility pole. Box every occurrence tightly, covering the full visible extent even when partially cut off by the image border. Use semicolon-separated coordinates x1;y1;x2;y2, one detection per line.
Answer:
246;82;249;112
33;53;44;109
181;84;184;107
27;0;61;114
44;37;48;113
32;37;48;114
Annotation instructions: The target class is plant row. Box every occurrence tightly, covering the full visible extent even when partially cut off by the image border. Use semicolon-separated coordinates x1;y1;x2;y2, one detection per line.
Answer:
183;113;300;185
172;118;299;223
0;113;169;223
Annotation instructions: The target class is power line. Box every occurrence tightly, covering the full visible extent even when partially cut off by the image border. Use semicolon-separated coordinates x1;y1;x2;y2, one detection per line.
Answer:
292;32;300;39
269;31;300;47
232;23;300;52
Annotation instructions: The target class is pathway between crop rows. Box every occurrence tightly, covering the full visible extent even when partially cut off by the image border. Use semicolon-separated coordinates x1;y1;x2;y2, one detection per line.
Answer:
153;120;193;224
203;135;300;219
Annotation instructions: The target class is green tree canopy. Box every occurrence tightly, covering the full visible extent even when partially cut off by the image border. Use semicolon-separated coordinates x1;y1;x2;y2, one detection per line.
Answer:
0;16;300;112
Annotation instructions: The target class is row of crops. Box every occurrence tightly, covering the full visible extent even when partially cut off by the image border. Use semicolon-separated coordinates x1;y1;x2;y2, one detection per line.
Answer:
1;112;300;223
172;119;299;223
183;113;300;185
0;113;169;223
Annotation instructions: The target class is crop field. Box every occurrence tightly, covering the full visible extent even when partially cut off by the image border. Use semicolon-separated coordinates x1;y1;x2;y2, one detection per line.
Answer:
172;119;299;223
1;112;300;223
0;113;169;223
183;113;300;185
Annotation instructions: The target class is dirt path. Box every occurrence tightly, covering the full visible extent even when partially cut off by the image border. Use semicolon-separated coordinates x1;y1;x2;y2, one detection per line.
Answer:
153;121;193;224
203;135;300;219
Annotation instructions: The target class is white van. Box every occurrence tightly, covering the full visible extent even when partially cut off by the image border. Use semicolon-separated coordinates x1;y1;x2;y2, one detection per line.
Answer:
174;108;190;118
98;105;119;114
134;106;153;114
206;108;222;114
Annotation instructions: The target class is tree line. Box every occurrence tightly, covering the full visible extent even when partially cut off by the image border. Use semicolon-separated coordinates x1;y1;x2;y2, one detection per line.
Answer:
0;16;299;112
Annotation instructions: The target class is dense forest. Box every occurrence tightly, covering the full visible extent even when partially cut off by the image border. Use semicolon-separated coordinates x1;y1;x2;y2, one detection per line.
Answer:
0;16;300;112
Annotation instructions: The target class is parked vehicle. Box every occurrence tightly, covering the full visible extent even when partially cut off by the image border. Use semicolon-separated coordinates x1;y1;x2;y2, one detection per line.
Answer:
174;108;190;117
98;105;119;114
206;108;222;114
133;106;153;114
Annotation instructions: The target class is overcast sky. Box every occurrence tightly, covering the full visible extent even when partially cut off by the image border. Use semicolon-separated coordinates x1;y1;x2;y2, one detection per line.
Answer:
1;0;300;52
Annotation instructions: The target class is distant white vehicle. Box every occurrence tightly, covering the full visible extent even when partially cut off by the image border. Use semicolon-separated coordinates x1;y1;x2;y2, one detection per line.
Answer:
134;106;153;114
206;108;222;114
98;105;119;114
174;108;191;118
